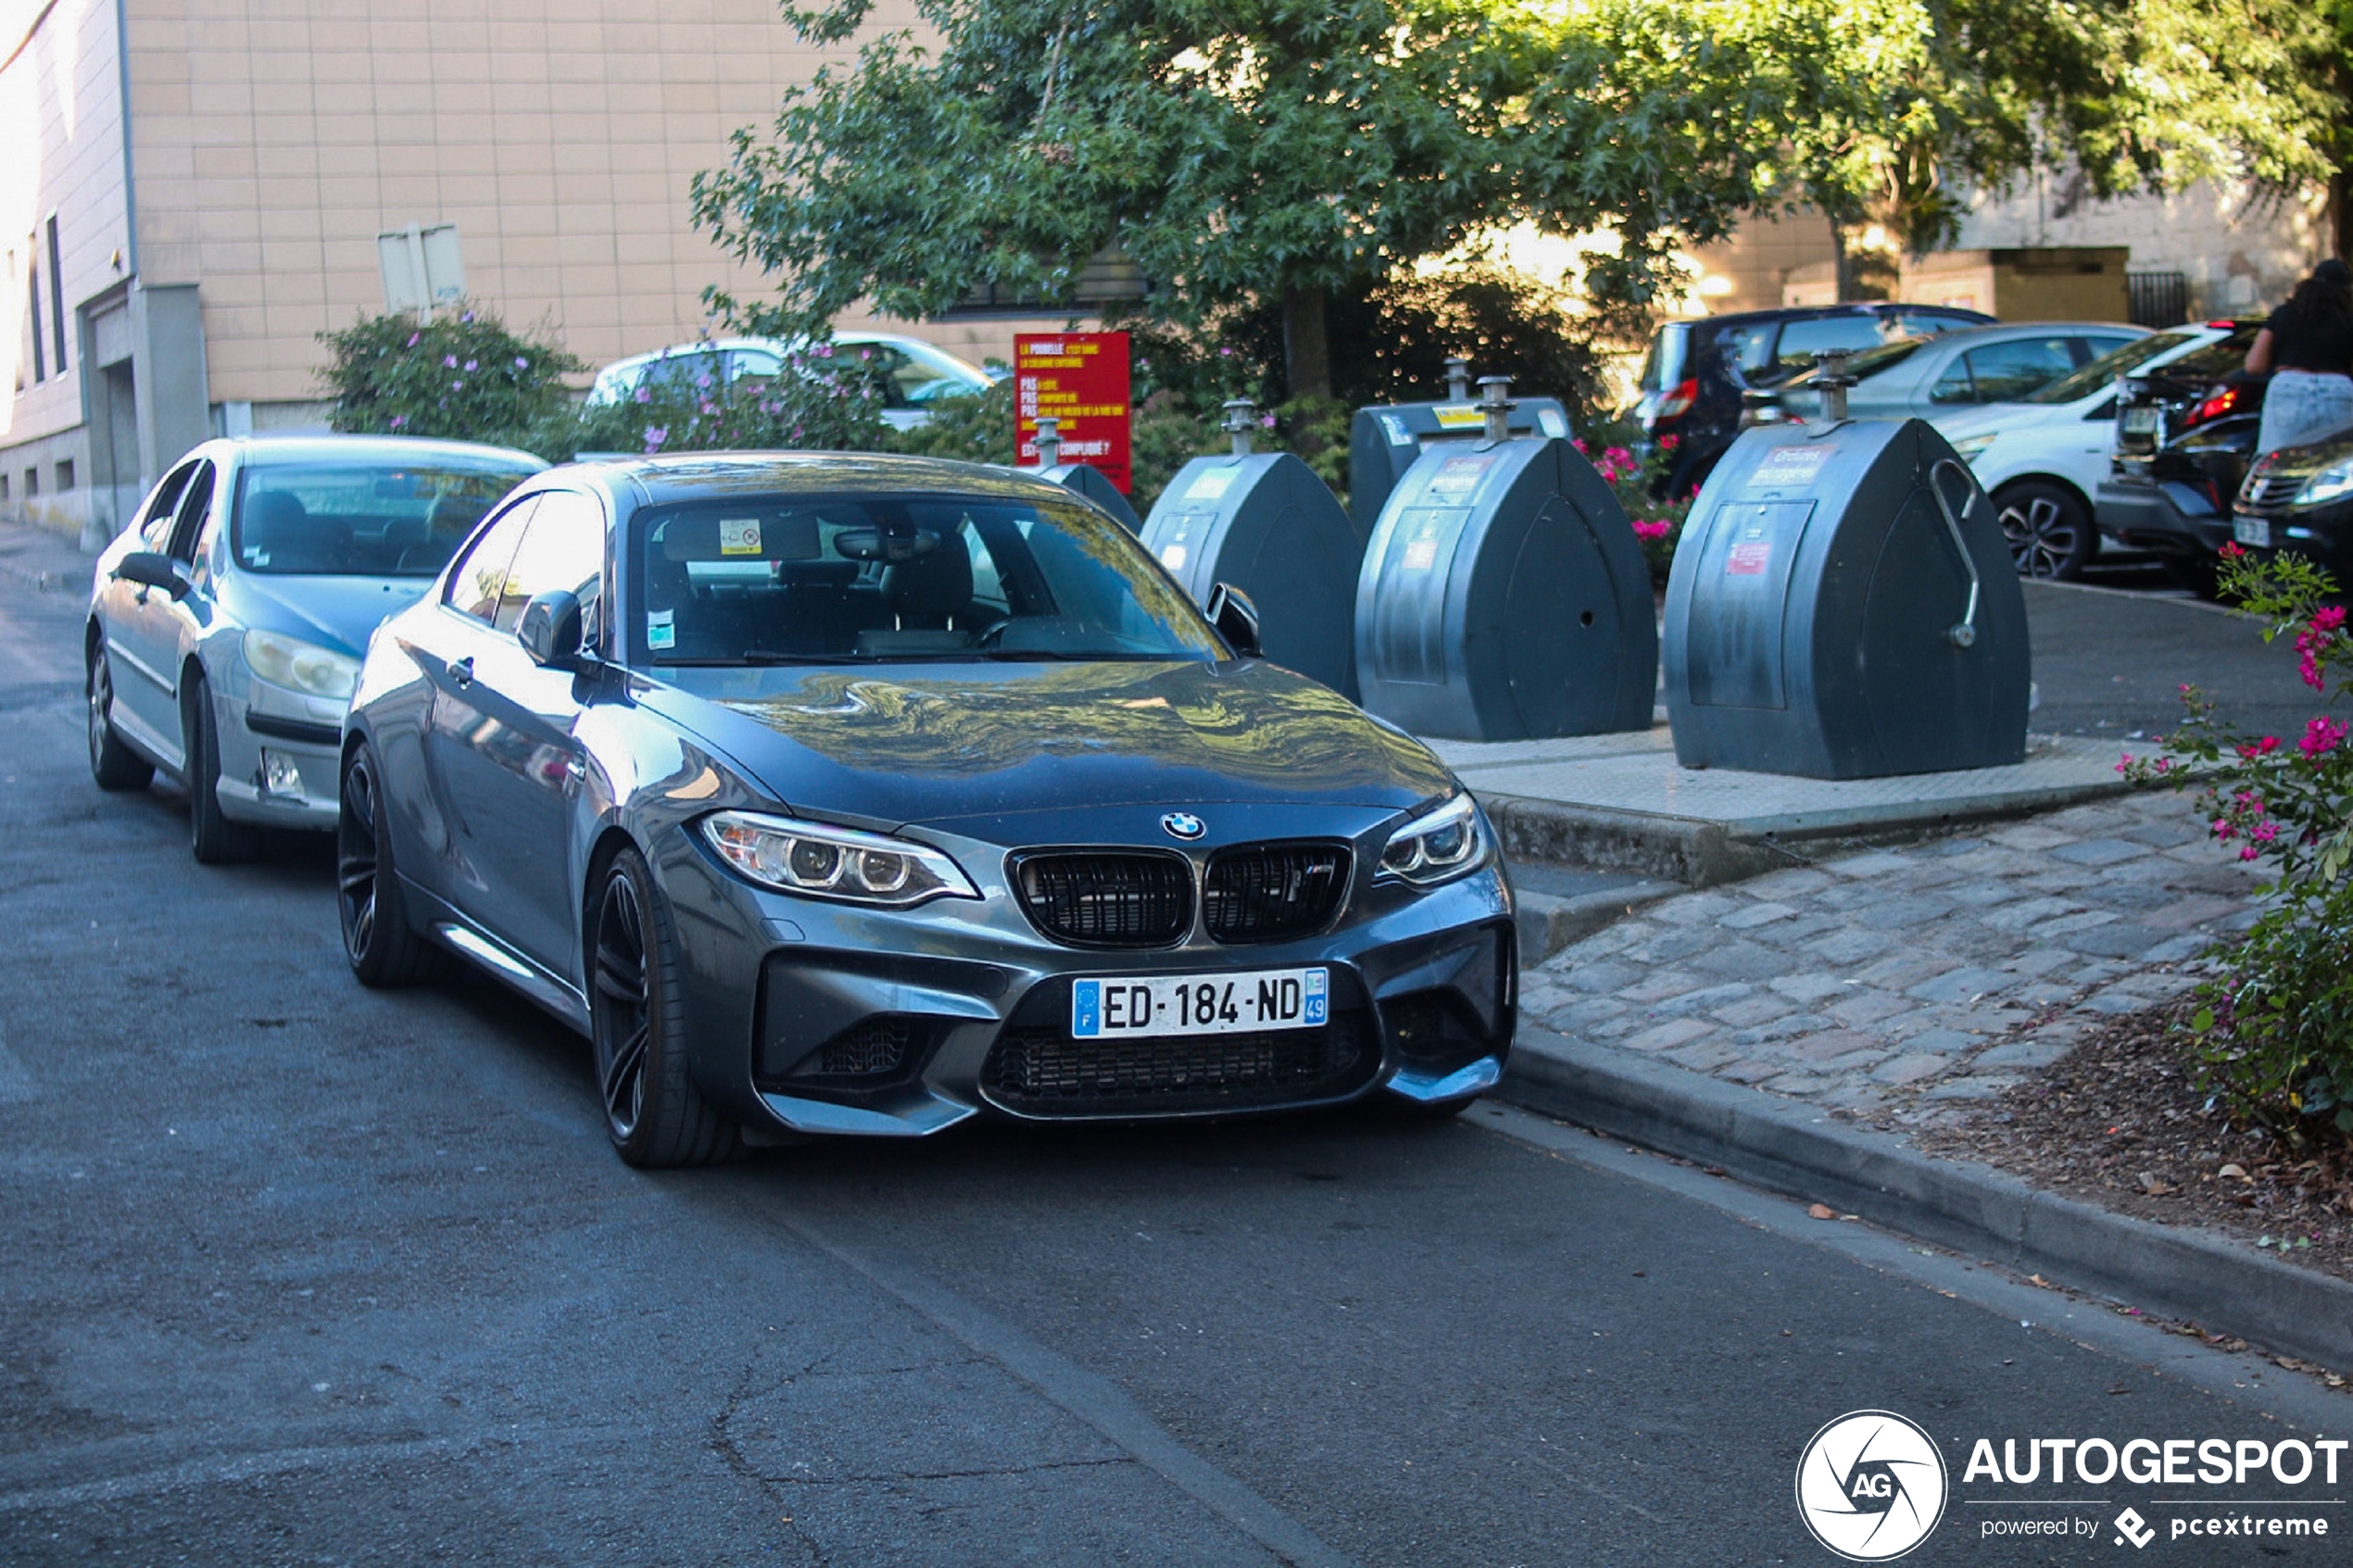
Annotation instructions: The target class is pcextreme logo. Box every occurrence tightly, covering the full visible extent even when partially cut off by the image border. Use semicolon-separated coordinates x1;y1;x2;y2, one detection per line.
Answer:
1796;1410;1951;1561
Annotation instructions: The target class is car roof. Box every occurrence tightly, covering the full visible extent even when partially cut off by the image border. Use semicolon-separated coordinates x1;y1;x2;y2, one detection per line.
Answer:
541;450;1068;511
209;433;547;469
598;332;977;374
1685;303;1996;332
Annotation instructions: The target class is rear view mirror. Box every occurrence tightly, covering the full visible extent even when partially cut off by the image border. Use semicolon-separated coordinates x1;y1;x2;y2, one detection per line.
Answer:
115;550;189;597
518;590;584;667
1205;582;1264;659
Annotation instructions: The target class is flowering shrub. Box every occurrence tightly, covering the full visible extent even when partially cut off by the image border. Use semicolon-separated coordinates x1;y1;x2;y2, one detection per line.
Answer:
318;305;585;451
2124;545;2353;1137
1575;427;1697;584
557;339;890;459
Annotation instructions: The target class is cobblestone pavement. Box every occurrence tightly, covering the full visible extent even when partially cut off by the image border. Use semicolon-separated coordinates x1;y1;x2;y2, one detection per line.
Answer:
1519;789;2262;1118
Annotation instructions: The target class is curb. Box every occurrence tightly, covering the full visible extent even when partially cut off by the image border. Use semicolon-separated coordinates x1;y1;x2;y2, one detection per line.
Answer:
1478;776;2133;889
1513;879;1680;964
1500;1025;2353;1373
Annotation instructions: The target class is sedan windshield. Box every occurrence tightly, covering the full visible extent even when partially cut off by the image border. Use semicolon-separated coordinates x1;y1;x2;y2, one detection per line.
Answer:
2018;332;2196;405
632;493;1227;666
233;459;538;576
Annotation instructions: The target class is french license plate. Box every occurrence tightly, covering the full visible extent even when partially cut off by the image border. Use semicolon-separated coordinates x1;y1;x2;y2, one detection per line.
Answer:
1071;968;1328;1040
2234;516;2271;549
2121;406;2159;433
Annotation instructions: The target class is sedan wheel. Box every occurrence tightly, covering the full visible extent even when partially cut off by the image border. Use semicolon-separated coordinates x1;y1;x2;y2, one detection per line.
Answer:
590;848;740;1168
86;647;153;792
338;743;445;986
1995;481;2095;581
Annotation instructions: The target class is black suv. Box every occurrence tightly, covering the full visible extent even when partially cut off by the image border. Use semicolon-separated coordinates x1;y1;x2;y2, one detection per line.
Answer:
2095;321;2266;592
1634;304;1994;497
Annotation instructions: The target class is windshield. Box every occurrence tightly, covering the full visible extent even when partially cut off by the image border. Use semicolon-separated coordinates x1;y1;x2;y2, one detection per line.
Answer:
632;493;1227;666
232;458;538;577
2019;332;2196;404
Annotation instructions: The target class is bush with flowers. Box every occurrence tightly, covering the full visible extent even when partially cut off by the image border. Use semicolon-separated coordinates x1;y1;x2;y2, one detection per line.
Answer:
2123;544;2353;1139
557;337;891;459
319;305;586;451
1573;422;1697;585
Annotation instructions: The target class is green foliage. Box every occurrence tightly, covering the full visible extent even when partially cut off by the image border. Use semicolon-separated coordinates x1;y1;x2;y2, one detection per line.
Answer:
2128;546;2353;1138
543;342;892;461
317;306;585;451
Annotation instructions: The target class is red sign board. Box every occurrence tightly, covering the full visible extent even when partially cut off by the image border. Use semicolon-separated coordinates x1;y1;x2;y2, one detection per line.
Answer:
1015;332;1132;493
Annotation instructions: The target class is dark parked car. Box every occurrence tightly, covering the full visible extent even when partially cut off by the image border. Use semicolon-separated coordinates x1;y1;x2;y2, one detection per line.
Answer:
1633;303;1994;496
2232;433;2353;578
338;453;1516;1167
2095;321;2268;591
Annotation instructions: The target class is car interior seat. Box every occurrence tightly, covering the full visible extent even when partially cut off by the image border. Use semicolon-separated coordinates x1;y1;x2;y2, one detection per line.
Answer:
859;536;980;654
242;491;352;573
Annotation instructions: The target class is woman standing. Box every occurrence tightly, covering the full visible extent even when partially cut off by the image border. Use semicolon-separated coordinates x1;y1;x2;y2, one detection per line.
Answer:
2246;257;2353;456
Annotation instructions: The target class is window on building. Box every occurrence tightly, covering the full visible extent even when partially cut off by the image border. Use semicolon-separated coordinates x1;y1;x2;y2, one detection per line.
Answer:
26;256;44;383
44;217;65;374
56;458;75;491
0;474;10;501
24;468;39;496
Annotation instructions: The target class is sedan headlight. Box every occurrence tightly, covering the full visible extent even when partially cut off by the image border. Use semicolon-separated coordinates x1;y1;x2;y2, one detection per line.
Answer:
2296;458;2353;509
1377;793;1488;887
1949;433;1997;464
699;810;979;907
243;630;361;700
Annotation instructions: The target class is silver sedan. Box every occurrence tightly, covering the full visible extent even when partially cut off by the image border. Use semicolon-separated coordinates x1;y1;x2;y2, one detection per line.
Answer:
84;433;544;860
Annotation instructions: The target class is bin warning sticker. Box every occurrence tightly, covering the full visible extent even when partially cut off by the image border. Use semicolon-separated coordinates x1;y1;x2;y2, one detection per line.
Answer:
1433;405;1485;432
719;518;762;556
1378;412;1413;446
1402;537;1441;571
1186;466;1239;501
1746;445;1829;492
1726;540;1772;575
1426;454;1491;501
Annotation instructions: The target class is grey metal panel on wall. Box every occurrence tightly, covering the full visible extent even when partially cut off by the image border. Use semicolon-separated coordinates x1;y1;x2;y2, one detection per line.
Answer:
1353;436;1655;742
1661;419;2030;780
1140;451;1364;698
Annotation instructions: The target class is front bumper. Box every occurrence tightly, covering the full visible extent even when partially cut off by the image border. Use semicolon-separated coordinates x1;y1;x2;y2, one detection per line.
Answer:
211;686;344;829
2095;476;2231;558
658;822;1517;1137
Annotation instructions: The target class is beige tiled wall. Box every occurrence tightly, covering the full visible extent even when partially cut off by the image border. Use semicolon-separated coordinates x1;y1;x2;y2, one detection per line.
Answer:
123;0;950;405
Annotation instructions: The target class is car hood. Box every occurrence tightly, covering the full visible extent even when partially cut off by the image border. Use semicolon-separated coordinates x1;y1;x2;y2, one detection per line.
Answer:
221;571;434;659
635;659;1458;830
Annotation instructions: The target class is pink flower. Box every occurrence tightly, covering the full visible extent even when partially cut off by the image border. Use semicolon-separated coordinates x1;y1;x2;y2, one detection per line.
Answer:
2253;821;2280;842
2220;542;2246;558
444;355;459;369
2300;717;2346;759
1571;438;1590;454
1632;520;1671;541
1260;413;1277;429
462;358;478;372
405;332;420;348
2317;607;2347;633
1659;433;1680;450
643;425;669;452
2237;736;2282;759
2242;846;2259;860
387;414;406;429
2212;817;2233;838
513;357;529;370
634;386;652;404
1603;446;1635;467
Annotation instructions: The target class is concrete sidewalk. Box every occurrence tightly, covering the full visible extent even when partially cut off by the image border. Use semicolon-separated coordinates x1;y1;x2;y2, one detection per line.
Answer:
1442;724;2134;887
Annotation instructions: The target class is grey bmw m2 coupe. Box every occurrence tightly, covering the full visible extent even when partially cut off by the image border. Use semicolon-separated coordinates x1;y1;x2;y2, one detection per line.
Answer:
339;453;1515;1166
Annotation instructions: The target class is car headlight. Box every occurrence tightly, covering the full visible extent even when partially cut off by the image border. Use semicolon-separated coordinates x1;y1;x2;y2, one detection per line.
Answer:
1377;793;1489;887
699;810;979;907
1949;433;1997;464
243;630;361;700
2296;459;2353;509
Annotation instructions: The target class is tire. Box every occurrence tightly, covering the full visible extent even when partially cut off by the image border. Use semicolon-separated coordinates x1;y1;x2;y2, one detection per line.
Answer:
86;646;153;792
1994;480;2095;581
183;676;259;864
589;847;742;1169
337;741;447;987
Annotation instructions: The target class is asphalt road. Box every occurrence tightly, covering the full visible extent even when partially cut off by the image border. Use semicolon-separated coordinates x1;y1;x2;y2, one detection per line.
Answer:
2024;576;2324;746
0;537;2345;1566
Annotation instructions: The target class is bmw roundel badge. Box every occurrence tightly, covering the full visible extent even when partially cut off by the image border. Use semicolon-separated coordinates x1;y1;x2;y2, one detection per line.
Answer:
1161;811;1206;841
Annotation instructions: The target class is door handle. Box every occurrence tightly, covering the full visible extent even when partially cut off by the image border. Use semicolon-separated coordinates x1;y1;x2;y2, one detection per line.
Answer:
447;657;474;688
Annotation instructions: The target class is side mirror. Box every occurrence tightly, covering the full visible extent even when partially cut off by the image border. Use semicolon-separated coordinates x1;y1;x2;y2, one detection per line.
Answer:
517;589;584;668
116;550;188;597
1204;582;1263;659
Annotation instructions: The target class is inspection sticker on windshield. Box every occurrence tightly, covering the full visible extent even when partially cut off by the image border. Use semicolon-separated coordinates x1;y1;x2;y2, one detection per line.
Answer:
646;609;675;650
1071;967;1328;1040
719;518;762;556
1746;445;1829;492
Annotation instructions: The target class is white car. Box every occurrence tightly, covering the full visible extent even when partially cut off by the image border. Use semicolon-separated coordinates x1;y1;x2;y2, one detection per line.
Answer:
1931;322;2245;579
588;332;997;431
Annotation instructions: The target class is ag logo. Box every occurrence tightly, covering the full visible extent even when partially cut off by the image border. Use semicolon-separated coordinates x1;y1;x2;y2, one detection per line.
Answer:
1795;1410;1948;1561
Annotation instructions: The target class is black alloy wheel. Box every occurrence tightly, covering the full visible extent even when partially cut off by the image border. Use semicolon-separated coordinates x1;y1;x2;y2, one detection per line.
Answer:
86;646;153;791
337;743;443;986
589;847;740;1169
1995;480;2095;581
183;675;259;864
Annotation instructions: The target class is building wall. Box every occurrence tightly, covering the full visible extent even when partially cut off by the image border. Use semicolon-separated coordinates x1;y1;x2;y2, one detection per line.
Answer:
1;0;135;535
